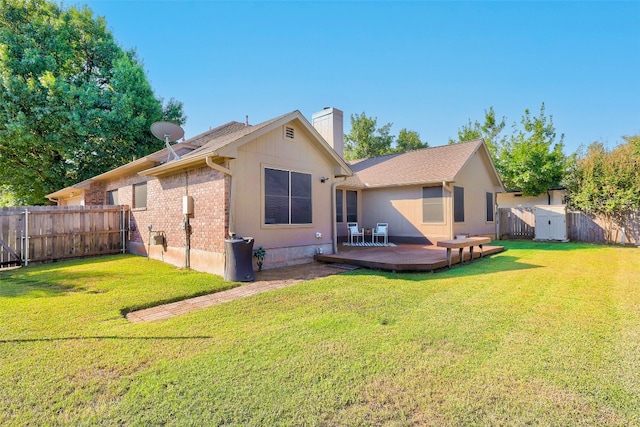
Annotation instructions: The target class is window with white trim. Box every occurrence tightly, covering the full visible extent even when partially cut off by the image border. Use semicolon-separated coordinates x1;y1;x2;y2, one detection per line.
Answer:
264;168;312;224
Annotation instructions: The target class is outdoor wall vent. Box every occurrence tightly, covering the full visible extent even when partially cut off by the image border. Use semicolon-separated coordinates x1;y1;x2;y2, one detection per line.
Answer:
284;126;295;140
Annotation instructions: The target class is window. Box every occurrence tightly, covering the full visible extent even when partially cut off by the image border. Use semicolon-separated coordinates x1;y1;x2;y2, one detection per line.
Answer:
346;190;358;223
106;189;119;205
133;182;147;209
423;186;444;223
486;192;494;222
264;168;311;224
336;189;343;223
454;186;465;223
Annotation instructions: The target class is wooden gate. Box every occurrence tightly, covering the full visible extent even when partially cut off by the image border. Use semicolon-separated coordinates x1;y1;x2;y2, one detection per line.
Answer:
498;207;535;240
0;212;21;267
0;206;128;268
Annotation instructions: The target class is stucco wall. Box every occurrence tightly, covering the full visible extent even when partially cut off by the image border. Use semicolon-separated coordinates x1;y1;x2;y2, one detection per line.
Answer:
357;146;501;242
497;189;566;209
59;193;85;206
451;148;502;238
231;122;337;268
360;185;451;243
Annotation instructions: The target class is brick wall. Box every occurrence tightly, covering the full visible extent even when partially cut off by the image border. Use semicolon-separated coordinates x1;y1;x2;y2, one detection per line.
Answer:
84;182;106;205
186;166;229;253
87;164;229;274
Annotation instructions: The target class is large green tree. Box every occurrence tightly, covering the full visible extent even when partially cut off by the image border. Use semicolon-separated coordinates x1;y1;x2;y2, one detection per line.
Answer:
343;112;426;160
396;128;428;152
344;112;393;160
629;134;640;155
452;104;570;195
0;0;185;205
498;104;569;195
448;106;505;159
567;137;640;243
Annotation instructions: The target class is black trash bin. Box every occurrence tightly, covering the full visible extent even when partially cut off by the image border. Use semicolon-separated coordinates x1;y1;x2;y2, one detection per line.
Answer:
224;237;255;282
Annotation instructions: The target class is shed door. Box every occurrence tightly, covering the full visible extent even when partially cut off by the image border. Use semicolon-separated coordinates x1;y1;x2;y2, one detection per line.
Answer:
535;206;567;241
535;209;551;240
549;214;567;240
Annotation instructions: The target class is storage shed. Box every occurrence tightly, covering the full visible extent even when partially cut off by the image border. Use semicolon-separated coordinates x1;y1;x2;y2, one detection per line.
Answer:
534;205;569;242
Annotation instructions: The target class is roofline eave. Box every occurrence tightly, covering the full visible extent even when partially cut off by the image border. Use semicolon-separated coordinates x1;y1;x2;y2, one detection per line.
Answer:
138;151;222;177
340;179;455;190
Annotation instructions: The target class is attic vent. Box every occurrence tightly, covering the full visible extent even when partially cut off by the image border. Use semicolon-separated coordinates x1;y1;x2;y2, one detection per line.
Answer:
284;126;295;140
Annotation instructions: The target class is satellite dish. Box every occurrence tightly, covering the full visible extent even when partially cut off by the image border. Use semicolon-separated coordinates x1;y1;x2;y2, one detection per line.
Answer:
151;121;184;162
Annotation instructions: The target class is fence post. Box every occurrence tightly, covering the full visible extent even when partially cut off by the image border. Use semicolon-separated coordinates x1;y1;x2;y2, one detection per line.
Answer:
23;209;29;266
121;205;126;254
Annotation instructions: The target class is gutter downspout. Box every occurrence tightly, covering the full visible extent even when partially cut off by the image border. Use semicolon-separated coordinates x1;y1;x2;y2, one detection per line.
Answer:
331;177;347;254
205;156;235;235
443;181;454;239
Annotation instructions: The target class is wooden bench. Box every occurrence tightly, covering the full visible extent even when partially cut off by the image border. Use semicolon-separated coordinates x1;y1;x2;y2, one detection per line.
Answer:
437;237;492;268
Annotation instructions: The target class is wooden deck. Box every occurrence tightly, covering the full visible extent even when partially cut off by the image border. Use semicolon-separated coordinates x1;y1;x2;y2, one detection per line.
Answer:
315;243;504;272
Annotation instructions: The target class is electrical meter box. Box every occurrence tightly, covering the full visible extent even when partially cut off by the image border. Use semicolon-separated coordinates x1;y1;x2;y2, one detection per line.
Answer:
183;196;194;215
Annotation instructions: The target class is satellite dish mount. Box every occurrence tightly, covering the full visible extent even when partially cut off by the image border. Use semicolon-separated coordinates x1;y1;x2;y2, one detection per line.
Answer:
150;121;185;162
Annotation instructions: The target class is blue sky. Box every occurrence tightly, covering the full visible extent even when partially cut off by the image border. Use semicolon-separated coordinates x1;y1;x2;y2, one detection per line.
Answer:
71;1;640;155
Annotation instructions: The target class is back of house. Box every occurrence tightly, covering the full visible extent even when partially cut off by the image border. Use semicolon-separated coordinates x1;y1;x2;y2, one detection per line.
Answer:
47;107;504;276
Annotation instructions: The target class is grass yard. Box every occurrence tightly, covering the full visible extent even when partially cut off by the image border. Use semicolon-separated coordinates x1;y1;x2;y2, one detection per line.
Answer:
1;242;639;426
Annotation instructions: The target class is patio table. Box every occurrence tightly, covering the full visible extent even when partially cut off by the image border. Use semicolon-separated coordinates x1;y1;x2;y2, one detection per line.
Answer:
437;237;492;268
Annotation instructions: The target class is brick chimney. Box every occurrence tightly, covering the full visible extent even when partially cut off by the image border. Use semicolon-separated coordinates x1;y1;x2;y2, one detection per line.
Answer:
312;107;344;158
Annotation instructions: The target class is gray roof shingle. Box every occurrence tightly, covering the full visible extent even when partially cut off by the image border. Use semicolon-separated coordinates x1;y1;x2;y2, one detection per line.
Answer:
341;139;484;188
184;121;249;148
184;112;295;157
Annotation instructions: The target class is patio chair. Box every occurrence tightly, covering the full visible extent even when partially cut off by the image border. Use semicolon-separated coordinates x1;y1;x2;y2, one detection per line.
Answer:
347;222;364;245
372;223;388;245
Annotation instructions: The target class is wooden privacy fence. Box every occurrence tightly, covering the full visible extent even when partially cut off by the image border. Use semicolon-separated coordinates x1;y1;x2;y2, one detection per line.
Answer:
568;210;640;245
498;207;535;240
0;206;128;268
498;207;640;245
567;211;606;244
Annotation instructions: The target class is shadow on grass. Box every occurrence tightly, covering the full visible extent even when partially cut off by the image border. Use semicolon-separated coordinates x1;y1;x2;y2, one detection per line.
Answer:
0;335;214;344
496;240;610;251
0;253;133;276
0;255;137;297
340;254;541;282
0;272;110;297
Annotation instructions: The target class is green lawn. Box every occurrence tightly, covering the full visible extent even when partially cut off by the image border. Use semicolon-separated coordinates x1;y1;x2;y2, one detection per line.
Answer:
1;242;639;426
